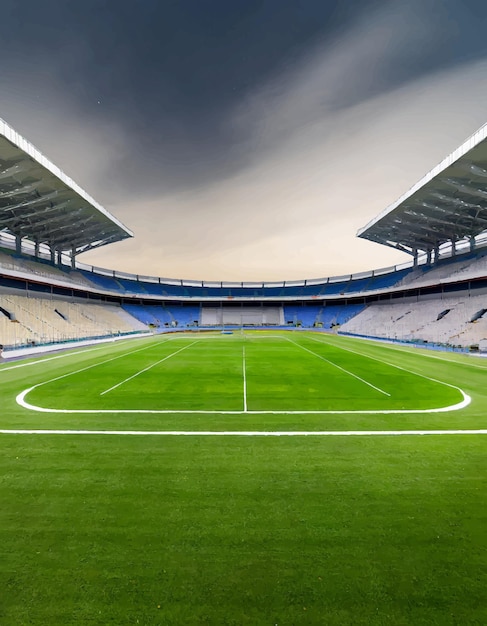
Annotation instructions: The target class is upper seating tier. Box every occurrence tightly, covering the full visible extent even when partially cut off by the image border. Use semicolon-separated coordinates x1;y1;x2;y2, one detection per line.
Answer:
2;247;486;300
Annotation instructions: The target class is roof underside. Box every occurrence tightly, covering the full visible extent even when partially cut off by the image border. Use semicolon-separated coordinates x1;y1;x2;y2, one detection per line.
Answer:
358;124;487;254
0;118;132;256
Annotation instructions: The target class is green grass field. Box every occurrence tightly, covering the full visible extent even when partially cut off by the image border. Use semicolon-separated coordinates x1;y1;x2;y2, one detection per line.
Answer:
0;331;486;624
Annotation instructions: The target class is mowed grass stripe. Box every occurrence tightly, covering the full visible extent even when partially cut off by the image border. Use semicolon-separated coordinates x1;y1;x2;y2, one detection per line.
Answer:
329;333;487;370
305;334;467;401
244;338;391;411
0;435;485;625
8;332;473;434
21;337;182;409
100;341;199;395
310;331;487;371
20;337;466;411
28;338;247;412
105;339;247;411
17;334;468;416
285;336;390;396
295;334;462;409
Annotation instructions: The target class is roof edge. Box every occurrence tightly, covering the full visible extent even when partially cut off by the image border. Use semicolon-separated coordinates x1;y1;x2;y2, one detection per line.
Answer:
0;116;133;238
357;121;487;238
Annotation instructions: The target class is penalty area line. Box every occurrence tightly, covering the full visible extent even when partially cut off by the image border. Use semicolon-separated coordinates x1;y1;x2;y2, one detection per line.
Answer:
14;387;471;414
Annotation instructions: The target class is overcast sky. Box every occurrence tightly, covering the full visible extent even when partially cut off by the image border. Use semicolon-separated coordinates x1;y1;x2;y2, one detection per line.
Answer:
2;0;487;280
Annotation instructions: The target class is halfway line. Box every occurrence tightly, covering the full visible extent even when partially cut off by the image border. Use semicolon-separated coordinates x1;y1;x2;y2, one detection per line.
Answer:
100;341;199;395
243;345;247;412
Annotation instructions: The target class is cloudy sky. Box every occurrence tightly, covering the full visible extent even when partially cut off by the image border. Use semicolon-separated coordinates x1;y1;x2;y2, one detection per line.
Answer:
2;0;487;281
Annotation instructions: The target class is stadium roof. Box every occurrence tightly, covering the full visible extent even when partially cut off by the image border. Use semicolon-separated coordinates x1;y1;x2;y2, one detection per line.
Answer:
358;123;487;255
0;117;133;257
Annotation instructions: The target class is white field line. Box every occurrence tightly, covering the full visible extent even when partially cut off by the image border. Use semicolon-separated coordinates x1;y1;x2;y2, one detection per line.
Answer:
254;333;487;370
395;350;487;369
15;387;470;414
9;337;172;394
233;333;487;371
242;346;247;412
13;335;471;415
331;333;487;369
0;345;105;372
378;345;487;370
285;337;390;397
1;428;486;436
0;332;264;374
305;335;473;396
100;341;199;395
0;331;186;373
0;333;198;374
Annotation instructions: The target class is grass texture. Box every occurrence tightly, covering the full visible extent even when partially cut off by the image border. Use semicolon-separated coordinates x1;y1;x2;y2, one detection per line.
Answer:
0;330;486;624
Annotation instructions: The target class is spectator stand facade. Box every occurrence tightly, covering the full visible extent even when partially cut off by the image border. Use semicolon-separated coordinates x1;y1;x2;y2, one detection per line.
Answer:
1;118;487;352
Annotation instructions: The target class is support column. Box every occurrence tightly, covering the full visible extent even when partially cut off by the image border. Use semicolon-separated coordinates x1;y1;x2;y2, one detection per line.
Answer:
434;245;440;263
451;239;457;256
56;250;62;266
71;246;76;269
15;235;21;255
426;249;432;265
413;248;418;268
34;241;40;259
50;246;55;264
470;236;476;253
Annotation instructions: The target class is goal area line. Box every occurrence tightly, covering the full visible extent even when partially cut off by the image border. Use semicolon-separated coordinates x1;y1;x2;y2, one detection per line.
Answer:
15;385;471;415
6;332;476;436
13;331;472;416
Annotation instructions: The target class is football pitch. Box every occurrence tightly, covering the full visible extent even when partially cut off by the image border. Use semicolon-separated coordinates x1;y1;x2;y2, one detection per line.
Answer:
0;331;486;624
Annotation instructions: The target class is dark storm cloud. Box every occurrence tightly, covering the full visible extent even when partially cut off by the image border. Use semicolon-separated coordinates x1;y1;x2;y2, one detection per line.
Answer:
4;0;485;196
0;0;375;191
2;1;487;279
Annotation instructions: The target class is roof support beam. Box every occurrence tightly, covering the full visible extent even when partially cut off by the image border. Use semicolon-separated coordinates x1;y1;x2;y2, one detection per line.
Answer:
358;123;487;254
0;121;133;257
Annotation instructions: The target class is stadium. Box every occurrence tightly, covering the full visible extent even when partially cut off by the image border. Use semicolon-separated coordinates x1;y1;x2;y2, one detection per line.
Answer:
1;114;486;625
